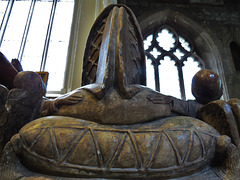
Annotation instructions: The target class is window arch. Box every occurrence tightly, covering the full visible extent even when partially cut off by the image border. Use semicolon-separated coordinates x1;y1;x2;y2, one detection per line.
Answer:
139;9;228;100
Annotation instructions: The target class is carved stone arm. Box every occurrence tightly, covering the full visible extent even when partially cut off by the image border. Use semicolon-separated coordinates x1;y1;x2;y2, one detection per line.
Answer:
198;100;240;149
228;98;240;130
170;98;203;117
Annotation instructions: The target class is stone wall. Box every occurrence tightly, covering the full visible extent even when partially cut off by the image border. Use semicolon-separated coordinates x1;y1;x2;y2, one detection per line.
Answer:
118;0;240;99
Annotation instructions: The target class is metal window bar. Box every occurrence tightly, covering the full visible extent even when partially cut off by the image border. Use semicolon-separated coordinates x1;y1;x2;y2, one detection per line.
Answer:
0;0;14;47
17;0;36;62
40;0;57;72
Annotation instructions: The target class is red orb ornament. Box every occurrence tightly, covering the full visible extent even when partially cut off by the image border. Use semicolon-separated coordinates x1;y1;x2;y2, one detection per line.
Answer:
192;69;223;104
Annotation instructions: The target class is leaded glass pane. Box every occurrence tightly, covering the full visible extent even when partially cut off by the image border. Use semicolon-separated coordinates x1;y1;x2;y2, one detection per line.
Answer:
150;47;160;58
0;1;8;23
21;1;53;71
159;56;181;99
146;56;155;90
179;36;191;52
144;34;152;50
157;29;175;51
183;57;201;100
45;0;74;91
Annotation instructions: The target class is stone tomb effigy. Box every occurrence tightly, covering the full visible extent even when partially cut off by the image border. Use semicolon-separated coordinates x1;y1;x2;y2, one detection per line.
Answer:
1;4;240;179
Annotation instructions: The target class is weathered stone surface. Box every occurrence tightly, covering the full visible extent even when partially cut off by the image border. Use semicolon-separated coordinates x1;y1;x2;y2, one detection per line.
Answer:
42;87;173;125
0;71;46;155
198;100;240;149
11;116;220;179
228;98;240;128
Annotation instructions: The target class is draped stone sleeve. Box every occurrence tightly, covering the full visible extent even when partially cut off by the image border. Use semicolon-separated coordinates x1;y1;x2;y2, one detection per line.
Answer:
170;97;202;118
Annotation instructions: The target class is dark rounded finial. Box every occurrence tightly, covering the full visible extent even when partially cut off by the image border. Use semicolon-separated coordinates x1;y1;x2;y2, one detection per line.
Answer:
192;69;223;104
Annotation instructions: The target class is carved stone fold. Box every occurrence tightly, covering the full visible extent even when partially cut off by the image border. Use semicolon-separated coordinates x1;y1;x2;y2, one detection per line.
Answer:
10;116;219;179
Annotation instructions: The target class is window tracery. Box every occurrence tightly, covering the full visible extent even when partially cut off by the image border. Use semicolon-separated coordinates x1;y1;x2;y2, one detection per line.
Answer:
144;25;203;100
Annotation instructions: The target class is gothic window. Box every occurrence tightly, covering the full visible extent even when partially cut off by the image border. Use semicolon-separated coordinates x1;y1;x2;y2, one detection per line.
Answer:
0;0;74;94
144;25;203;100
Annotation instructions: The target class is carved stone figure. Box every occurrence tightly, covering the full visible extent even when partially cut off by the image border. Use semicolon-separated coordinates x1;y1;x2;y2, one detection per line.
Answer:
40;5;203;125
0;71;46;153
0;4;240;180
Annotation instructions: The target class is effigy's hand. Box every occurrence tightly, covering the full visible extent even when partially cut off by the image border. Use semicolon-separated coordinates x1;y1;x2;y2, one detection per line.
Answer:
41;90;84;116
147;92;173;104
54;93;84;108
